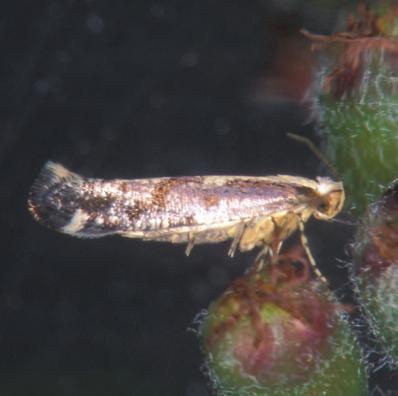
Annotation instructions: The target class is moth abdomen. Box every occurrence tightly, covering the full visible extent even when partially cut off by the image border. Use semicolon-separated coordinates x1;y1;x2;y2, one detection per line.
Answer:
27;161;86;234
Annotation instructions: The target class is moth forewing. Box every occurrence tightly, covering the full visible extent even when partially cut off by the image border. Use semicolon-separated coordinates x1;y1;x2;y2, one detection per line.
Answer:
28;162;344;270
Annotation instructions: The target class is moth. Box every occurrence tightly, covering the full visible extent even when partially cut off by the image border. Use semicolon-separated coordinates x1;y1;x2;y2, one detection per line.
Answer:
28;161;344;273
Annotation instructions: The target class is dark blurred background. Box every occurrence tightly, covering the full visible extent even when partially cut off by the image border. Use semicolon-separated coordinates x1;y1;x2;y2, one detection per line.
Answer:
1;1;395;395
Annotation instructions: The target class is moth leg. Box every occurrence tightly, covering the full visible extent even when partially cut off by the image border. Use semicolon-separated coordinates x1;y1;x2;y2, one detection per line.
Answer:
252;216;282;271
228;222;246;258
270;217;284;263
271;240;283;257
251;245;270;272
298;220;328;283
185;232;196;256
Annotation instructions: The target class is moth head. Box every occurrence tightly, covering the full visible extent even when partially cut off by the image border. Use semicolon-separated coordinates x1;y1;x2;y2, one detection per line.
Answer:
313;177;345;220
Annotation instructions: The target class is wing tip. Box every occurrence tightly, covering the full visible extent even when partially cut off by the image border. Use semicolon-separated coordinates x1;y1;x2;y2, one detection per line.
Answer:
27;161;82;229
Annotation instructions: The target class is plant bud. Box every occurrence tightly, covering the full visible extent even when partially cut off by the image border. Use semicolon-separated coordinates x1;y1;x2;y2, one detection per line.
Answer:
306;3;398;214
353;179;398;366
201;249;367;395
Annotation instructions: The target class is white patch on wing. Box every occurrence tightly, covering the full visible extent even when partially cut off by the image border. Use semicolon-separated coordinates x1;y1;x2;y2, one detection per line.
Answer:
62;209;90;234
46;161;73;180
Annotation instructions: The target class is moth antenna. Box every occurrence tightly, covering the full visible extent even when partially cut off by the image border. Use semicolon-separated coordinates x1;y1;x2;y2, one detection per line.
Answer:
329;217;357;227
286;132;340;180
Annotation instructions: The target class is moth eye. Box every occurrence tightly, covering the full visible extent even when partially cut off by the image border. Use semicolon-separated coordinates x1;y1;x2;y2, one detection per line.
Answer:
317;201;329;213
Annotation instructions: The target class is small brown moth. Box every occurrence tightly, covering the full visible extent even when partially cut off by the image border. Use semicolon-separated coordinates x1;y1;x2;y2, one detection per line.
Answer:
28;162;344;276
